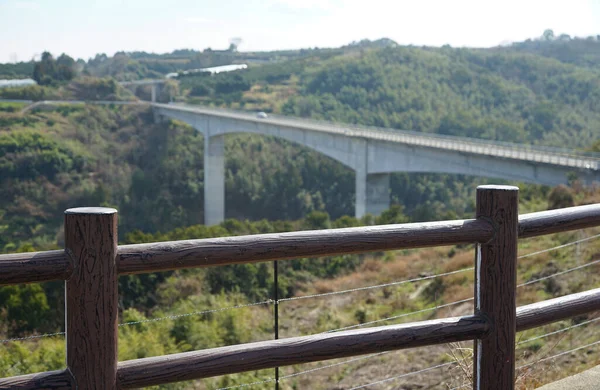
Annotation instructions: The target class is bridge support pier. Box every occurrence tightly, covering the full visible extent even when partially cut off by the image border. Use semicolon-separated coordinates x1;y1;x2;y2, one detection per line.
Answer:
366;173;390;216
356;171;390;219
151;84;157;102
204;134;225;225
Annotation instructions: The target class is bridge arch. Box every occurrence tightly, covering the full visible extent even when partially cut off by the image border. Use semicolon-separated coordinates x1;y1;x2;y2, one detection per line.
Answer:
154;104;600;225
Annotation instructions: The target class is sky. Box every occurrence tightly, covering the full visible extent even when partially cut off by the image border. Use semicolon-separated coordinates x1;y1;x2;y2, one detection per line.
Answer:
1;0;600;63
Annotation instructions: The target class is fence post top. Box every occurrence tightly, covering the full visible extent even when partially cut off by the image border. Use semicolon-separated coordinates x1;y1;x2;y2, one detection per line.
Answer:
65;207;118;215
477;185;519;192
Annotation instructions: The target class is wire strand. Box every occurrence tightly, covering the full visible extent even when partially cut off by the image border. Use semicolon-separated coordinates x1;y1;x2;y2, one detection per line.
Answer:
118;299;274;327
517;316;600;346
324;297;474;333
279;267;473;303
448;385;469;390
347;361;457;390
518;233;600;259
215;378;276;390
0;331;65;344
517;339;600;370
517;258;600;288
212;353;390;389
280;352;389;380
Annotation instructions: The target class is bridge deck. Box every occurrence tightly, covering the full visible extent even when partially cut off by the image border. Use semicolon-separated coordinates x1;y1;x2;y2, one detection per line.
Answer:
154;103;600;171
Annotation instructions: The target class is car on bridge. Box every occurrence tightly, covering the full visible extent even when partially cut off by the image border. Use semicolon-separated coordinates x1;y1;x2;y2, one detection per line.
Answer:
256;111;268;118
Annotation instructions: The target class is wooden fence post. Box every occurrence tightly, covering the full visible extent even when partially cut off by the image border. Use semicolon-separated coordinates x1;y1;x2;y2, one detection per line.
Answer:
65;207;118;389
473;185;519;390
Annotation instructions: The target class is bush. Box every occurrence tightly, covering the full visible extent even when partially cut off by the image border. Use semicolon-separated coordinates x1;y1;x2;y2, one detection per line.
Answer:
548;184;575;210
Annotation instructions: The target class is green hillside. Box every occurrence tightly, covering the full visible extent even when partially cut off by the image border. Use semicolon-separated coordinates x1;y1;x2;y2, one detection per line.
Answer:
179;40;600;149
2;34;600;388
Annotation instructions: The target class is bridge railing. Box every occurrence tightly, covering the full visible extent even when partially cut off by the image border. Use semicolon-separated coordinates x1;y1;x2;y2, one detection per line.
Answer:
2;185;600;389
161;103;600;169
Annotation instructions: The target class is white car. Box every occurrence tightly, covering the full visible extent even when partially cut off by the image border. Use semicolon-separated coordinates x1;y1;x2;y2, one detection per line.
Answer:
256;112;268;119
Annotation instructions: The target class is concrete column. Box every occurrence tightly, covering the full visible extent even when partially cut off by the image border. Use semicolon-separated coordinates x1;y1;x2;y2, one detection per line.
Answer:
354;138;368;219
366;173;390;216
152;108;162;124
151;84;157;102
204;133;225;225
355;138;390;218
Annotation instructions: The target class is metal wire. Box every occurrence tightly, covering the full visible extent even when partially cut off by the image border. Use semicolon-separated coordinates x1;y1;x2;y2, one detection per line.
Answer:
280;352;389;380
324;297;474;333
0;331;65;344
517;339;600;370
448;385;469;390
211;353;390;389
118;299;274;327
347;361;457;390
518;233;600;259
517;258;600;288
278;267;473;303
215;378;276;390
517;316;600;346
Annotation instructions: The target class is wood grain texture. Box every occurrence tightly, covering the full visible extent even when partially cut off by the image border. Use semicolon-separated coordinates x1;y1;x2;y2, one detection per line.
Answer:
2;203;600;285
517;287;600;331
473;185;519;390
117;315;489;388
65;208;118;390
117;218;494;275
519;203;600;239
0;250;70;286
0;369;73;389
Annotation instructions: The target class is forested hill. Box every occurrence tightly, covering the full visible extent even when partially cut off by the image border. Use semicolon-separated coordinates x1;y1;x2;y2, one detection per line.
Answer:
178;35;600;150
3;34;600;388
502;30;600;69
1;34;600;253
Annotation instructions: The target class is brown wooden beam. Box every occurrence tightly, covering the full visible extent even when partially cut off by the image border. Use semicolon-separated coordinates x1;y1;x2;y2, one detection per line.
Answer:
0;369;73;389
473;185;519;390
519;203;600;239
517;287;600;331
117;315;489;388
1;203;600;285
65;207;119;389
117;218;494;275
0;250;69;286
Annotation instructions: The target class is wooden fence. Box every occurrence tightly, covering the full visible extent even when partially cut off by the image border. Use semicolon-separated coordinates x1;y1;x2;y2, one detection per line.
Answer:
1;185;600;389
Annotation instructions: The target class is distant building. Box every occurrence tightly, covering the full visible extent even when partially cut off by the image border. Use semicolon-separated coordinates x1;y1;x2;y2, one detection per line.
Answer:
168;64;248;78
0;78;37;89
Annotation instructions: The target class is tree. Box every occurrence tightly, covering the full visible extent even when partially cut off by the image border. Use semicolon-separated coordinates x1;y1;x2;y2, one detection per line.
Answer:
228;37;242;52
31;51;75;85
543;29;555;41
548;185;574;210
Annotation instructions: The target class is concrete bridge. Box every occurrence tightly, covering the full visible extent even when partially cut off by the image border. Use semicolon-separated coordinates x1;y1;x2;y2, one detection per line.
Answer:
119;79;167;102
152;103;600;225
119;79;168;103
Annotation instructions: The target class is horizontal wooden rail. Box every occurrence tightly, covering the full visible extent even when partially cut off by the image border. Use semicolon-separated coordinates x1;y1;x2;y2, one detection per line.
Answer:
0;250;69;285
110;286;600;388
1;203;600;285
517;287;600;331
5;287;600;389
519;204;600;239
117;315;489;388
0;369;72;389
117;218;493;275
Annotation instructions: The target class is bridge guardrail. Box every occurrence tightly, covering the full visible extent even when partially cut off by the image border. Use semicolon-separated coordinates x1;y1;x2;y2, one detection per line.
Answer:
158;103;600;171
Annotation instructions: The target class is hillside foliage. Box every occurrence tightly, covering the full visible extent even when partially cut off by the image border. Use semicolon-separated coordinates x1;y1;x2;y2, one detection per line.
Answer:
1;34;600;387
